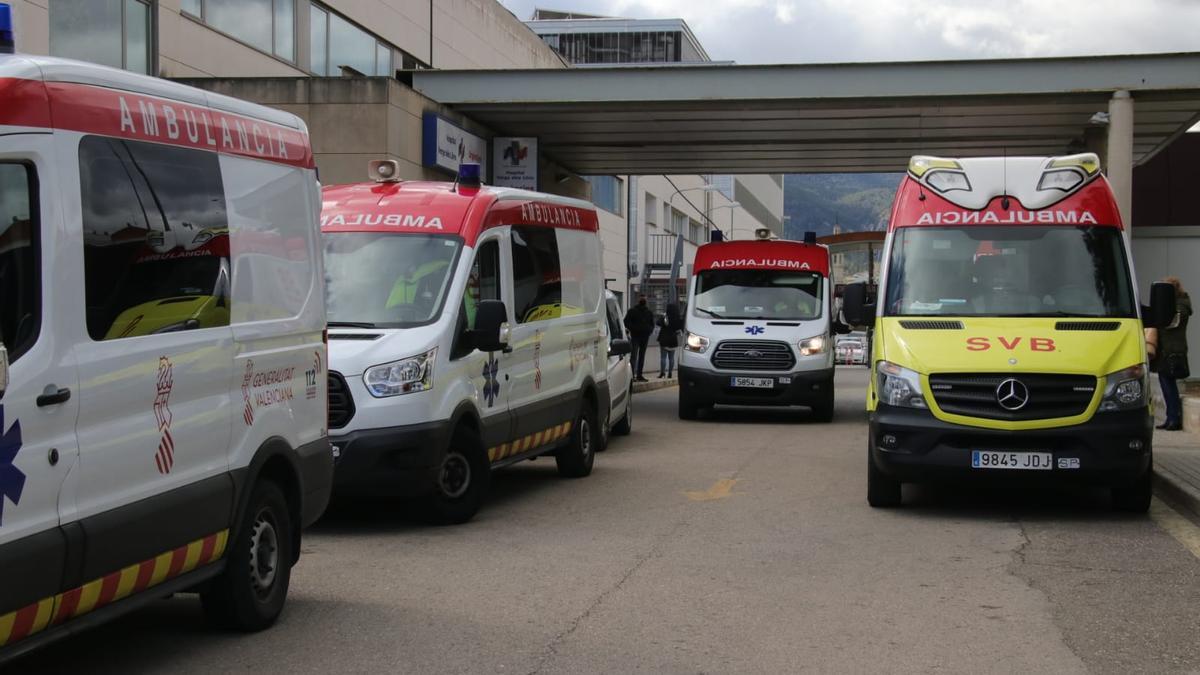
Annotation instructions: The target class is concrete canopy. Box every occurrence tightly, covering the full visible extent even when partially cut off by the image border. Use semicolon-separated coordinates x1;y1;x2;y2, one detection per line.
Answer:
407;52;1200;175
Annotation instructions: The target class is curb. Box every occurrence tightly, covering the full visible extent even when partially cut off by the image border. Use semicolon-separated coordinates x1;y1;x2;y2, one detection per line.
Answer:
1153;462;1200;525
632;379;677;394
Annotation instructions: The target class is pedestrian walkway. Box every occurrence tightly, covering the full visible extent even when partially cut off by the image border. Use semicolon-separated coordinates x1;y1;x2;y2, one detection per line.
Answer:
1156;447;1200;523
632;344;678;394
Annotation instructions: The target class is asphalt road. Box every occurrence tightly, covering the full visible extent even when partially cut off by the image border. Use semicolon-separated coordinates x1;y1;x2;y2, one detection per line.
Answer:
13;368;1200;674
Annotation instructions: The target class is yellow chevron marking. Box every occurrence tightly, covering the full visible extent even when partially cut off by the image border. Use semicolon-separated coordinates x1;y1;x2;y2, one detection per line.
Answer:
563;421;573;436
30;597;54;635
533;431;544;447
0;610;16;647
183;539;205;574
74;578;105;617
114;564;140;601
488;446;498;462
213;530;230;560
149;551;173;587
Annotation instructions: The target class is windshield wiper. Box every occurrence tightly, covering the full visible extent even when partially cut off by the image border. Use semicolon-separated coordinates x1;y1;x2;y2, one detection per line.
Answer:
328;321;378;328
694;307;724;319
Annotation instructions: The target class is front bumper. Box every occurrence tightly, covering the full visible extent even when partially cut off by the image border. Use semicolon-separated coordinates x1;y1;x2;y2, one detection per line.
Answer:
870;406;1153;486
678;365;834;407
330;420;452;497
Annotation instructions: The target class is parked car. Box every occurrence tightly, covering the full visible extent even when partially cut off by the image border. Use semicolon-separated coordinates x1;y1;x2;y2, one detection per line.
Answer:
602;290;634;449
321;163;611;524
836;337;867;365
0;54;330;662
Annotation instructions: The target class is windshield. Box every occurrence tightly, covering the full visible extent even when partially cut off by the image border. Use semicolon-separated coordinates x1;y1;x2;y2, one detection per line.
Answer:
884;226;1135;318
693;269;823;320
324;233;462;327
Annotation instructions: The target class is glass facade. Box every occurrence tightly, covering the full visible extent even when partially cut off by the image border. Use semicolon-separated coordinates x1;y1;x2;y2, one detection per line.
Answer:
182;0;295;62
49;0;152;74
585;176;624;215
309;3;403;76
540;31;683;64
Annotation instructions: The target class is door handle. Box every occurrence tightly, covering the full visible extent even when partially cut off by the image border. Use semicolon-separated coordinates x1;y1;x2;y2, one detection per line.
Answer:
37;386;71;407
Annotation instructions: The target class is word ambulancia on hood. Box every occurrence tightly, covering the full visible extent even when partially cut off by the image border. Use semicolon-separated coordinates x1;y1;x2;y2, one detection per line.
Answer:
709;258;812;270
321;213;444;229
915;210;1099;225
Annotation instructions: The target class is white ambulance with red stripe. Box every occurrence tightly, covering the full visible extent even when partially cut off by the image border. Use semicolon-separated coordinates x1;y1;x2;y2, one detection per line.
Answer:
678;231;839;421
321;162;615;524
0;54;330;661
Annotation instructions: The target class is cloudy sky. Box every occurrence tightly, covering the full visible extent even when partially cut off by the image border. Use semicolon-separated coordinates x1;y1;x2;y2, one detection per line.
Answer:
497;0;1200;64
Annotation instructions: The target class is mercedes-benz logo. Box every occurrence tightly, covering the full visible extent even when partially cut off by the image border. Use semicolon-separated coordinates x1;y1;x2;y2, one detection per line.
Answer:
995;378;1030;411
745;349;764;359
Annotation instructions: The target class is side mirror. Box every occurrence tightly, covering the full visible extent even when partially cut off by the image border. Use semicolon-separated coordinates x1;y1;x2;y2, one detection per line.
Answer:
842;283;876;327
0;343;8;397
1144;282;1177;329
609;338;632;358
470;300;511;353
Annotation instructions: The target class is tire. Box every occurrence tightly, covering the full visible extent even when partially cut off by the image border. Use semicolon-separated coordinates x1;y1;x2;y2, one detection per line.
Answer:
811;385;835;423
1112;461;1152;513
201;481;293;631
678;386;699;421
867;447;902;508
612;386;633;436
556;400;597;478
424;427;489;525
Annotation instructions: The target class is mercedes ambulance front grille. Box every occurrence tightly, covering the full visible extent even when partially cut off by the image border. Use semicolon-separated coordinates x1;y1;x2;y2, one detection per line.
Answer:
711;340;796;371
928;373;1098;421
327;371;355;429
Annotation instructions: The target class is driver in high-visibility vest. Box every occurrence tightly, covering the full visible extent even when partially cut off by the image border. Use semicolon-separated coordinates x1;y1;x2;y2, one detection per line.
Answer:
386;258;450;316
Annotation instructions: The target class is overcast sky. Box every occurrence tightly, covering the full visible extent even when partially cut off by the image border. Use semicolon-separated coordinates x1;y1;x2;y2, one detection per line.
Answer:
498;0;1200;64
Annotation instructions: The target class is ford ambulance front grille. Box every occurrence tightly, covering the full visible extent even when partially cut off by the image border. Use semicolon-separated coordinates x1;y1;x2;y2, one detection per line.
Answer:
711;340;796;371
327;371;355;429
928;373;1098;421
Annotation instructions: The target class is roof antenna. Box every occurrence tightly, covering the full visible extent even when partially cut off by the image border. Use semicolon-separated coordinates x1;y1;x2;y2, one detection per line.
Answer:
1001;149;1010;210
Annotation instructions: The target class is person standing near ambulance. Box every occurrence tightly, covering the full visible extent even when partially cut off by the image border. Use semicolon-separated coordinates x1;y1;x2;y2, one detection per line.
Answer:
1157;276;1191;431
625;296;655;382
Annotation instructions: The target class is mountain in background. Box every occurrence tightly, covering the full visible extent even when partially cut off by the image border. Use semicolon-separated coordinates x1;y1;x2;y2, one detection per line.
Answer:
783;173;902;239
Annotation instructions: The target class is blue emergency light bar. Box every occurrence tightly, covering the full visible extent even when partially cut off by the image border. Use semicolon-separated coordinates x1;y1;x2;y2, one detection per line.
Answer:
0;3;14;55
457;162;482;189
804;231;817;245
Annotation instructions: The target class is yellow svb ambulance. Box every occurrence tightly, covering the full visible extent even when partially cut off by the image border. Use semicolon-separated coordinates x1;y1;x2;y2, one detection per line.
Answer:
842;154;1177;511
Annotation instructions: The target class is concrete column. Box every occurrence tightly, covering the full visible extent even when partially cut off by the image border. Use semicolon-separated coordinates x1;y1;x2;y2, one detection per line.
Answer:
1107;90;1134;241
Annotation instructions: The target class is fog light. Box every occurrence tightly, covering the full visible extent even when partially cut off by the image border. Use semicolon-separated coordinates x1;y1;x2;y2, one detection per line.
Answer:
1129;439;1144;451
881;434;898;450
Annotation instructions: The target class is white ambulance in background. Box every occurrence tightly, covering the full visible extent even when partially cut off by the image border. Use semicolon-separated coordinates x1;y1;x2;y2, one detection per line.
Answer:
679;231;840;421
0;55;330;662
321;162;617;524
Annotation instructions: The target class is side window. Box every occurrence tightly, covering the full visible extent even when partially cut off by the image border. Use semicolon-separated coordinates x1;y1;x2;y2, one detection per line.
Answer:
0;163;39;361
511;226;563;324
79;136;230;341
605;299;623;340
465;239;501;329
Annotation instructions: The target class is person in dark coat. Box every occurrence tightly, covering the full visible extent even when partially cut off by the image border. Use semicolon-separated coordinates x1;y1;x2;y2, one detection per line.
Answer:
656;306;681;378
1157;276;1192;431
624;295;655;382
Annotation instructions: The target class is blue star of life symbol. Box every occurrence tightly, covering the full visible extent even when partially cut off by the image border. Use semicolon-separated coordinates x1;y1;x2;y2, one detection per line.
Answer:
482;356;500;408
0;405;25;526
745;325;765;336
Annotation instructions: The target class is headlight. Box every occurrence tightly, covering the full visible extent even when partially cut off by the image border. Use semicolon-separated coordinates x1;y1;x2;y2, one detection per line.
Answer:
876;361;927;409
1099;364;1146;412
364;348;436;397
799;335;827;356
191;231;213;245
684;332;710;353
925;170;971;193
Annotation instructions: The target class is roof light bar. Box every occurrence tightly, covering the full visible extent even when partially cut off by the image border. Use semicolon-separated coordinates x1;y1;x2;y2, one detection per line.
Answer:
0;3;14;54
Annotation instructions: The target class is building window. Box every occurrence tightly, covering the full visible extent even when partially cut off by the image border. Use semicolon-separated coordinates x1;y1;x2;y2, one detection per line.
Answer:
310;3;394;76
584;176;624;215
644;193;658;226
50;0;152;74
671;208;688;235
182;0;295;62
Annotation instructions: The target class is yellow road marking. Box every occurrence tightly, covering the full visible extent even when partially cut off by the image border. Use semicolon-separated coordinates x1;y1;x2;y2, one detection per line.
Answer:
685;478;738;502
1150;498;1200;561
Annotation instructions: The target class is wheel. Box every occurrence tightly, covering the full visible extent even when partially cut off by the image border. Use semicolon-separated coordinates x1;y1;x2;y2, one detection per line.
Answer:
811;385;835;423
1111;461;1152;513
201;481;293;631
424;427;490;524
612;386;633;436
556;400;597;478
867;447;902;508
678;386;699;421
